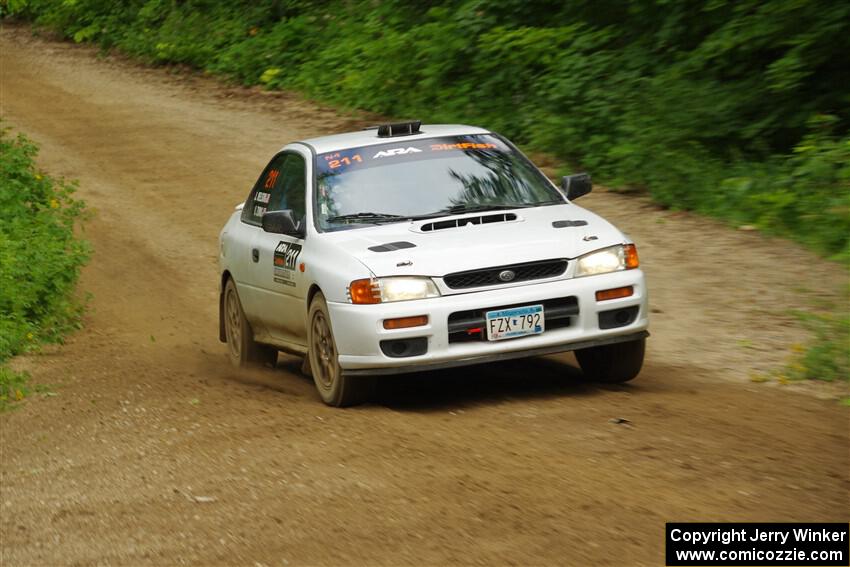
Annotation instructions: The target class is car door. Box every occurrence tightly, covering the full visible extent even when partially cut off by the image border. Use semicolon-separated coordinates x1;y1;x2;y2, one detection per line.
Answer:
229;155;287;340
247;151;310;345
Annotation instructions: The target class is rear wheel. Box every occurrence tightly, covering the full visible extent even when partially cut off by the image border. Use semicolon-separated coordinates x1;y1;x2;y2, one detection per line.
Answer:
308;293;374;407
575;338;645;383
223;278;277;368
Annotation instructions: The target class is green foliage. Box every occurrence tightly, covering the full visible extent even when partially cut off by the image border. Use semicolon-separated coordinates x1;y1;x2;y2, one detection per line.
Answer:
786;288;850;383
707;116;850;261
0;127;90;408
8;0;848;257
0;366;30;411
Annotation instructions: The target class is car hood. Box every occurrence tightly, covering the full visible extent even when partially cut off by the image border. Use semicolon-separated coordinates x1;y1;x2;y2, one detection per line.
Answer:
323;204;628;277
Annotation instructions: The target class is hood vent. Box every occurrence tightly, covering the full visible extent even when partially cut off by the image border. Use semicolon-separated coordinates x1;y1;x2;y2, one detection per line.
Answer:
419;212;518;232
368;241;416;253
552;220;588;228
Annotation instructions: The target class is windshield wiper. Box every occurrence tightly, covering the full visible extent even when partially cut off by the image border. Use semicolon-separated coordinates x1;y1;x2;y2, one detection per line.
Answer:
406;200;566;221
446;203;537;213
328;201;566;225
418;203;535;218
326;212;408;224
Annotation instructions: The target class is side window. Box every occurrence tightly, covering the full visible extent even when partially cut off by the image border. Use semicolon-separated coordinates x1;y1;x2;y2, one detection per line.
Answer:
243;152;307;228
244;154;285;224
270;154;307;228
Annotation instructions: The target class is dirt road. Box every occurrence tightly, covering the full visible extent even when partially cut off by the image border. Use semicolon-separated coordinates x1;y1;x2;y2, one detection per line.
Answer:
1;26;848;566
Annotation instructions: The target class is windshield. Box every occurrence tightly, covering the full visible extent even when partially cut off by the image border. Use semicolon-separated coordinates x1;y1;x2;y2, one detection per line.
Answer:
314;134;563;231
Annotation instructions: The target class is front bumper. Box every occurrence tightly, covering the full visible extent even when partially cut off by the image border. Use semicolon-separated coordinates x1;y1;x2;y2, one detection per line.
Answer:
328;269;649;376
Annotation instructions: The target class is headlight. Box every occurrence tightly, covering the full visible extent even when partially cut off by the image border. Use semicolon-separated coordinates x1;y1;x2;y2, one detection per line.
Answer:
348;277;441;304
575;244;639;277
380;277;440;302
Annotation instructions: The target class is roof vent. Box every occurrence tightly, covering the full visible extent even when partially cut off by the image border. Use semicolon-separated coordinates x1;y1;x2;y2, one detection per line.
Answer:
419;212;518;232
374;120;422;138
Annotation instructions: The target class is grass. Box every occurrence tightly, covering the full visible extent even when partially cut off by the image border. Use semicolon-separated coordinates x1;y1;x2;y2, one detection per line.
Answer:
0;367;31;411
785;292;850;382
0;126;89;411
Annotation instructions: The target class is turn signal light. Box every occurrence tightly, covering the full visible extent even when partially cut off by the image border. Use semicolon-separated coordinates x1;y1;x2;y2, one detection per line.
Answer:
349;279;381;304
596;286;634;301
383;315;429;330
624;243;639;269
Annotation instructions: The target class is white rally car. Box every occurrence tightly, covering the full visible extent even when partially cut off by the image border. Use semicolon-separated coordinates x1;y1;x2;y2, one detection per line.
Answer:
219;121;649;406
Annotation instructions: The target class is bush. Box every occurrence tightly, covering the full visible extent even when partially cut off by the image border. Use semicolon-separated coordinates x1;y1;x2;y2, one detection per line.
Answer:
0;127;90;408
0;366;30;411
785;286;850;383
715;116;850;261
7;0;848;258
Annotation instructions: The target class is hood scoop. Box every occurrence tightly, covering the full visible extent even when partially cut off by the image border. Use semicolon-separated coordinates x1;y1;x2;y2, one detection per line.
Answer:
368;241;417;252
552;220;588;228
419;212;518;232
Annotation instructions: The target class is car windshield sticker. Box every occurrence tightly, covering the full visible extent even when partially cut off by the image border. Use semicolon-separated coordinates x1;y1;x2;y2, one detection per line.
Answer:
430;142;497;151
373;147;423;158
254;191;271;204
273;241;302;287
325;153;363;170
317;135;510;176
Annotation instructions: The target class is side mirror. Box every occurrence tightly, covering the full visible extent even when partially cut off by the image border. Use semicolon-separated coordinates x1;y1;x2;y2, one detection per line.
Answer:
561;173;592;200
262;209;300;236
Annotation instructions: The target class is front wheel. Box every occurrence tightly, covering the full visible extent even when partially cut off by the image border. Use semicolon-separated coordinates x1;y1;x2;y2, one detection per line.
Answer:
575;338;645;383
307;293;374;407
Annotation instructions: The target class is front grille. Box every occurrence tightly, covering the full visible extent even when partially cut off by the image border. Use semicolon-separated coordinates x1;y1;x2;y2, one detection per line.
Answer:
448;296;579;343
444;259;567;290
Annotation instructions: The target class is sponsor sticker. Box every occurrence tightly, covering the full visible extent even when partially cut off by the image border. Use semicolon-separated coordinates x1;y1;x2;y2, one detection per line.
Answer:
316;135;508;175
273;241;302;287
430;142;497;151
373;147;422;158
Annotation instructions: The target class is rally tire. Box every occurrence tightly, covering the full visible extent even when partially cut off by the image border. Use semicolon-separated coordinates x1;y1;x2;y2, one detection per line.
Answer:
307;293;374;407
575;338;645;383
223;278;277;368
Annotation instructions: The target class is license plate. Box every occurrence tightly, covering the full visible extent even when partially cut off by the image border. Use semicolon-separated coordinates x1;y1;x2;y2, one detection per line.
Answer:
485;304;544;341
